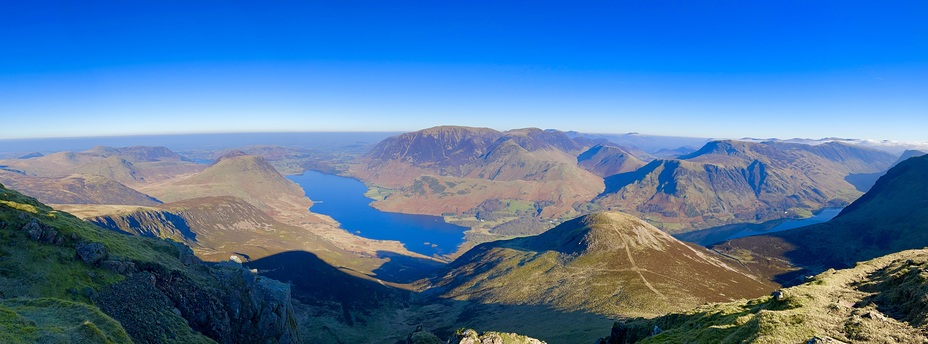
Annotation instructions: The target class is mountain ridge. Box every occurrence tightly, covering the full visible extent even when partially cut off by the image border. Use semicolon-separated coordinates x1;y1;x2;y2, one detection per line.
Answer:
594;139;896;232
426;211;775;317
712;154;928;285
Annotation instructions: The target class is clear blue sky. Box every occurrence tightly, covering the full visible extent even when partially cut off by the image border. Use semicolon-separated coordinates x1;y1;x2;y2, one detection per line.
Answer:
1;1;926;141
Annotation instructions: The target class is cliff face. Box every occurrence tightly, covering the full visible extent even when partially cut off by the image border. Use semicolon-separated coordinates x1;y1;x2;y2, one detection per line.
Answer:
94;259;300;344
0;184;300;343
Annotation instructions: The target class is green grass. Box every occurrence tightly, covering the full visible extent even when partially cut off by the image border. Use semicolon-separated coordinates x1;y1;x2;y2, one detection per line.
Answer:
615;249;928;344
364;186;396;201
0;298;132;344
0;185;222;342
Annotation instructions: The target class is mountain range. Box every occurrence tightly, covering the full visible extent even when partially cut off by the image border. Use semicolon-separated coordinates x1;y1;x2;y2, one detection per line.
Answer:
594;139;896;232
352;126;897;238
2;128;925;343
352;126;604;233
712;153;928;284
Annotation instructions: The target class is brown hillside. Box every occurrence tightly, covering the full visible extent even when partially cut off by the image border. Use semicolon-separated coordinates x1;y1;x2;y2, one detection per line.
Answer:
713;154;928;285
352;126;603;222
427;211;775;318
577;144;647;177
595;140;896;232
0;172;160;206
147;154;317;220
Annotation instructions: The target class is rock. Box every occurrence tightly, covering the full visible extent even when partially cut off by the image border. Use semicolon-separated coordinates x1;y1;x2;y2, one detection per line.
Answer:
23;219;46;241
837;300;855;308
21;218;68;245
479;332;503;344
808;336;848;344
97;264;301;344
606;322;628;344
771;290;787;301
100;260;136;274
230;255;243;264
75;242;108;265
451;329;481;344
41;228;59;243
406;327;442;344
864;310;887;321
650;325;662;336
169;241;200;266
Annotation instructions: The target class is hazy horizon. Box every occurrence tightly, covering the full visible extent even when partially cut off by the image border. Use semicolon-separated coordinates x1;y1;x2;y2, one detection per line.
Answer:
0;127;925;145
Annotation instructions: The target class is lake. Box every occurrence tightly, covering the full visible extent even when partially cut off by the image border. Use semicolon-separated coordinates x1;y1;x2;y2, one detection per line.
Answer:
676;207;844;246
288;170;467;256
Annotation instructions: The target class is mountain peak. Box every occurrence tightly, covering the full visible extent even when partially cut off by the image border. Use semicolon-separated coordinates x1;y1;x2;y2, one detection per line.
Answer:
526;211;672;254
493;128;582;152
433;210;776;317
364;126;504;168
678;140;747;159
215;150;250;162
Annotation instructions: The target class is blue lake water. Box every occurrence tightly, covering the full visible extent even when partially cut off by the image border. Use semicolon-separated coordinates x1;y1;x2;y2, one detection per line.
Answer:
288;170;467;256
727;207;843;240
677;207;844;246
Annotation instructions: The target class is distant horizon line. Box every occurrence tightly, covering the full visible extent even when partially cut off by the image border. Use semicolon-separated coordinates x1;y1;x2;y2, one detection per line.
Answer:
1;128;925;145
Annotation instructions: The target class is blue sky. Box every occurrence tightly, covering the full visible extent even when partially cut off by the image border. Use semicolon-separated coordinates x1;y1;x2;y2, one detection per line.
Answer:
1;1;926;141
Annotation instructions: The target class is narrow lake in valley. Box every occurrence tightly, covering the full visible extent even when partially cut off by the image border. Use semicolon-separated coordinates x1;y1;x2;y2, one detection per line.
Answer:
288;170;467;256
676;207;844;246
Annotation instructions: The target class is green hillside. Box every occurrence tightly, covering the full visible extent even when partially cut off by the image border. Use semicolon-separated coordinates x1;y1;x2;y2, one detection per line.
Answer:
0;183;300;343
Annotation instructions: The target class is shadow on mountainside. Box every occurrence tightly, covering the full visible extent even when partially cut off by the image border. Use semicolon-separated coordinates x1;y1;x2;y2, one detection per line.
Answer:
712;155;928;287
243;250;614;344
372;251;445;283
599;160;660;196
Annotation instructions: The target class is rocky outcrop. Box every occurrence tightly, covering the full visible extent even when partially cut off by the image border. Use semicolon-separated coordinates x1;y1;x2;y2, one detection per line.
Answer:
76;242;108;264
23;218;66;244
449;329;547;344
93;259;300;344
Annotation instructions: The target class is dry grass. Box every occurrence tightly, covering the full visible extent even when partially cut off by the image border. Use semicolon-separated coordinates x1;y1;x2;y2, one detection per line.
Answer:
619;249;928;343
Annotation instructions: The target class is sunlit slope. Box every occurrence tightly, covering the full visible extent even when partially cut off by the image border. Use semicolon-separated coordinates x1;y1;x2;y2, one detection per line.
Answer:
427;211;775;318
600;249;928;344
594;140;896;232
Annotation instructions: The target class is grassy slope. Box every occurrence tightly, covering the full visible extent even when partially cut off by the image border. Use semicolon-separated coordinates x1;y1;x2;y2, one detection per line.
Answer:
146;154;315;220
611;249;928;344
429;212;775;318
0;172;161;206
0;183;216;343
0;298;132;344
